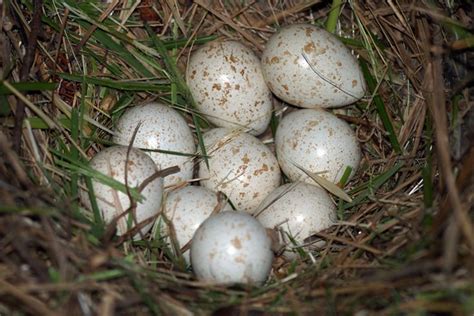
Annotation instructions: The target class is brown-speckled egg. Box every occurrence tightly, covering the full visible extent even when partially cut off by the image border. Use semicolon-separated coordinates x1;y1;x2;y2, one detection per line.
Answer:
199;128;281;212
261;24;366;108
255;182;336;258
79;146;163;239
275;109;361;184
190;211;273;285
162;186;232;263
113;103;195;188
186;40;273;135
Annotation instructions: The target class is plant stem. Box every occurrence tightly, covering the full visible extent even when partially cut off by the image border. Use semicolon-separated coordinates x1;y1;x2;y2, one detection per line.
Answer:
326;0;342;33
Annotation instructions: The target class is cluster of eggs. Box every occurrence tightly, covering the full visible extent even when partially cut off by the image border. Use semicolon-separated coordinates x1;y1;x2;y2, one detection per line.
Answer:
79;24;365;286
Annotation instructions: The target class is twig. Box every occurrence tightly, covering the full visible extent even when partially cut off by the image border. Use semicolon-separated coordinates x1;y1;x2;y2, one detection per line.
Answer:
432;146;474;234
194;0;264;51
254;0;322;28
205;1;256;35
12;0;43;153
423;41;474;262
0;279;59;316
312;231;382;255
73;0;120;56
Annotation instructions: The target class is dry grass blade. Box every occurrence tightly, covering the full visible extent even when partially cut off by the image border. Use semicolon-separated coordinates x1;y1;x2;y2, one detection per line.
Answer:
254;0;323;28
73;0;121;55
421;27;474;255
291;161;353;202
312;231;382;255
194;0;264;51
0;279;59;316
3;81;57;129
253;181;300;217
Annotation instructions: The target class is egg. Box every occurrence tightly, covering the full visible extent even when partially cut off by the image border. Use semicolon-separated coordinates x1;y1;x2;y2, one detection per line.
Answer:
255;182;336;257
113;103;196;188
162;186;232;263
190;211;273;285
186;40;273;135
261;24;366;108
275;109;361;184
199;128;281;212
79;146;163;239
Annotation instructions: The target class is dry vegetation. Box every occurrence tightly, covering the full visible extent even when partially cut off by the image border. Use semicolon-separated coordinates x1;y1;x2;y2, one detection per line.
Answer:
1;0;473;315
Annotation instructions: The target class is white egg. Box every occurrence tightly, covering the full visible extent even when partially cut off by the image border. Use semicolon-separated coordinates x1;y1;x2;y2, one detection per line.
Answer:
113;103;196;188
191;211;273;285
199;128;281;212
186;40;273;135
79;146;163;239
162;186;232;263
261;24;366;108
255;182;336;257
275;109;361;184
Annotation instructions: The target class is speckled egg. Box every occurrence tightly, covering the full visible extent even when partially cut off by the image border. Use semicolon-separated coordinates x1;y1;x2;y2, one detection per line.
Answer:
186;40;272;135
275;109;361;184
162;186;232;263
255;182;336;257
113;103;195;188
190;211;273;285
79;146;163;239
199;128;281;212
261;24;366;108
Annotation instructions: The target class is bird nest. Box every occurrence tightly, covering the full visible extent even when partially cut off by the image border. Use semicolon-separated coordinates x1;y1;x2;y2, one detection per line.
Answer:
0;1;473;314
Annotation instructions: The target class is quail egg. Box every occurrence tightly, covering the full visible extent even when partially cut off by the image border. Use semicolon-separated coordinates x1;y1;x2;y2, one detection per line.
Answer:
79;146;163;239
199;128;281;212
255;182;336;257
261;24;366;108
162;186;232;263
191;211;273;285
186;40;273;135
113;103;195;188
275;109;361;184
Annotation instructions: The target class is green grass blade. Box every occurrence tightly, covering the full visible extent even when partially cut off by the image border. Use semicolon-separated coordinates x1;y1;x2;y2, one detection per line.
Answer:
58;73;170;92
336;36;365;48
270;111;279;138
70;107;80;211
90;27;154;77
144;24;186;104
145;23;210;168
0;116;72;129
161;35;217;49
83;47;123;77
338;166;353;187
84;176;104;226
326;0;343;33
0;81;57;95
77;269;126;282
343;161;404;210
51;149;143;202
360;60;402;153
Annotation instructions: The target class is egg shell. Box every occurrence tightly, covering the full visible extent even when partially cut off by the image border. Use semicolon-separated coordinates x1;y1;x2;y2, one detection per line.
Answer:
261;24;366;108
255;182;336;256
162;186;232;263
186;40;273;135
113;103;196;187
79;146;163;239
190;211;273;285
199;128;281;212
275;109;361;184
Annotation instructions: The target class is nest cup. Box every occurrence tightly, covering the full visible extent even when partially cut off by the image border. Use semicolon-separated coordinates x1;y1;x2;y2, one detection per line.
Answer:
0;1;473;315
